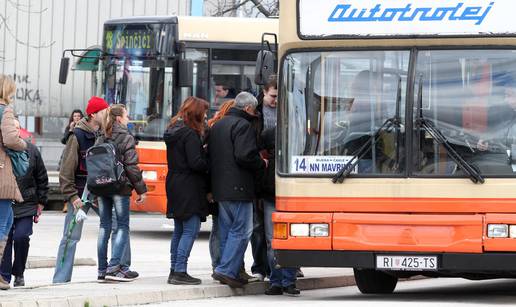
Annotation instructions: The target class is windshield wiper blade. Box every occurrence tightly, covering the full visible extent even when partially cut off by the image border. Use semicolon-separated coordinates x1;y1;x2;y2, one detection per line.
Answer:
332;75;402;184
415;76;484;184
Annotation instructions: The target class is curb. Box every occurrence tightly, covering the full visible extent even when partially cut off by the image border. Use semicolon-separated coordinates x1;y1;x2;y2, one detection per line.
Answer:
26;257;96;269
0;275;356;307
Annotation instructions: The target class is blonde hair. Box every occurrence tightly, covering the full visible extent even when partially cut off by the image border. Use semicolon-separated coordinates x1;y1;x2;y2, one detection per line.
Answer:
0;75;16;104
103;104;126;138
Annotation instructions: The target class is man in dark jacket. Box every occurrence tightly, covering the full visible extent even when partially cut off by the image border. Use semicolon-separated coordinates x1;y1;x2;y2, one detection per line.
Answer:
53;97;135;283
0;121;48;287
209;92;266;288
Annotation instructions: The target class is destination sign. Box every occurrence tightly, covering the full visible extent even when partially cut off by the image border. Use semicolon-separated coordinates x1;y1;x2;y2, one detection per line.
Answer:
299;0;515;38
290;156;356;175
104;28;157;56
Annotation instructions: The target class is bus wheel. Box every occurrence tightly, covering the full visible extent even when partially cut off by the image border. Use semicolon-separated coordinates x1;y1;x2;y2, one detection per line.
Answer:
353;268;398;294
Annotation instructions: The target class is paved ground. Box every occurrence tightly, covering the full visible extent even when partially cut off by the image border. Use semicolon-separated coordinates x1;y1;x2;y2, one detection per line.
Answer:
147;278;516;307
0;212;353;306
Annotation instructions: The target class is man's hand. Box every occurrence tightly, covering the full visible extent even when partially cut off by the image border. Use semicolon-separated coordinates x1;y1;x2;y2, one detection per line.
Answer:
263;158;269;168
477;140;489;151
33;204;44;223
135;193;146;204
72;198;83;210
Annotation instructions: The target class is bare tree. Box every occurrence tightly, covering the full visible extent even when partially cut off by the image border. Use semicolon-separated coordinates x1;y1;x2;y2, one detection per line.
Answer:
206;0;278;17
0;0;55;59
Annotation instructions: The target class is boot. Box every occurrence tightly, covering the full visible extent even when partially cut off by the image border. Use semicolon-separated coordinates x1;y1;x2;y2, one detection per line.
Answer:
0;240;10;290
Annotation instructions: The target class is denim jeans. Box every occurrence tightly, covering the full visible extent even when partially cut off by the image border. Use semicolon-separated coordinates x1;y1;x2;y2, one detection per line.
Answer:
0;200;13;241
53;202;98;283
170;215;201;273
97;195;130;273
53;201;131;283
0;216;33;282
209;216;220;270
215;201;253;279
264;199;297;287
251;200;269;276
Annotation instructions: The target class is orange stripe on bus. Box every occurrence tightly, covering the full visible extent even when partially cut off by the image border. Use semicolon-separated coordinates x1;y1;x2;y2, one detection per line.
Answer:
276;196;516;213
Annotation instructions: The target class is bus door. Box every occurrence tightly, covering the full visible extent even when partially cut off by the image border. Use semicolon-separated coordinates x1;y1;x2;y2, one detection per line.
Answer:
210;48;260;112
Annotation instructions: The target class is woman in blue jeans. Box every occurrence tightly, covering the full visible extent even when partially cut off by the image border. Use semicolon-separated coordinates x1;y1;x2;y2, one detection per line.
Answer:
164;97;209;285
97;104;147;282
0;75;28;290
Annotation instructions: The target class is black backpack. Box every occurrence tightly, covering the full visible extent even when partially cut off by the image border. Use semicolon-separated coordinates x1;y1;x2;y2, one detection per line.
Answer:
85;142;124;196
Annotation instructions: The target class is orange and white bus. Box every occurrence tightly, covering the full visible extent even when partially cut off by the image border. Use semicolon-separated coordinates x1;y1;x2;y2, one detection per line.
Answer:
270;0;516;293
61;16;278;213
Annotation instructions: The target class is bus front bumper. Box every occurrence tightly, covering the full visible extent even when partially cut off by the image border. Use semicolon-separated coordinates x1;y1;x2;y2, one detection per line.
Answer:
275;250;516;273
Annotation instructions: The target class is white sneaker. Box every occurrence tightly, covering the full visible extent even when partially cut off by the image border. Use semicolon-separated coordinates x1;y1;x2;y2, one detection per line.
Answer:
252;273;265;282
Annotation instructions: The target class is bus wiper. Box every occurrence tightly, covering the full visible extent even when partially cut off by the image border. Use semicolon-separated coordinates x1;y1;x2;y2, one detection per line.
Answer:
332;76;402;184
414;76;484;184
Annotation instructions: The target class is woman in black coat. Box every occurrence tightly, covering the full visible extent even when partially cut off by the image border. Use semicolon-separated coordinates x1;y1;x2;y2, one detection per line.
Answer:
164;96;209;286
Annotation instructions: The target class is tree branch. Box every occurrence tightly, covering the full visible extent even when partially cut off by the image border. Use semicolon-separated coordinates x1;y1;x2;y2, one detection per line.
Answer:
215;0;252;16
248;0;273;17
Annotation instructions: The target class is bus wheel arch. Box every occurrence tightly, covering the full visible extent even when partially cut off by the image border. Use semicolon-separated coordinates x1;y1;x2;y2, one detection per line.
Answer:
353;268;398;294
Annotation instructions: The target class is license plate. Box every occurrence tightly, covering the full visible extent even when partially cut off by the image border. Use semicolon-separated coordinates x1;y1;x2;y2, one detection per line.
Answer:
376;255;438;271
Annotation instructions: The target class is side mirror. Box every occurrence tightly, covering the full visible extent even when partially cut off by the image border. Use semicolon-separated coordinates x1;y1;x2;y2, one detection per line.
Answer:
178;59;193;87
254;50;275;86
59;57;70;84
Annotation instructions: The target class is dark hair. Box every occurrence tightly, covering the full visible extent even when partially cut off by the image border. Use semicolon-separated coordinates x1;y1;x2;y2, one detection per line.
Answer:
68;109;84;124
169;97;209;135
264;74;277;91
103;104;126;138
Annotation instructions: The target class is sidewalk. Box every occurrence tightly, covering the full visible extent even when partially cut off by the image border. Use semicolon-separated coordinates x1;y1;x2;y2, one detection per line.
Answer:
0;270;355;307
0;213;356;306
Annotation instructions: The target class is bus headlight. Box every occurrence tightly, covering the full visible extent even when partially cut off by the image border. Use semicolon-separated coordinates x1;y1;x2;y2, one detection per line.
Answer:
487;224;509;238
290;223;329;237
290;224;310;237
509;225;516;238
142;171;158;181
310;224;329;237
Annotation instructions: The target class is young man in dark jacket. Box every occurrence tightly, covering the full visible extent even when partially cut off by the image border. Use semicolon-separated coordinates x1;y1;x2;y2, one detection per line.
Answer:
0;120;48;287
53;97;135;283
208;92;266;288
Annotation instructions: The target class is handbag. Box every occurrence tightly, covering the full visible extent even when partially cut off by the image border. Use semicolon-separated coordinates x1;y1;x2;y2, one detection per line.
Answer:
0;105;29;177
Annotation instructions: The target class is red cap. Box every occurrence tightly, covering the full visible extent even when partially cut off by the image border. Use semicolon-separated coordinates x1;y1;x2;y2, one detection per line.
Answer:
86;96;109;116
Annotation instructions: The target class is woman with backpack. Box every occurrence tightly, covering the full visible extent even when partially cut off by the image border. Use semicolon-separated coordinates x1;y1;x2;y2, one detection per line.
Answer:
0;75;27;290
96;104;147;282
164;96;209;285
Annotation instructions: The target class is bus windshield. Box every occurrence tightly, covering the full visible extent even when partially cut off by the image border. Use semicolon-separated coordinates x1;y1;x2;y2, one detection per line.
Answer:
102;57;174;141
280;49;516;178
280;50;410;176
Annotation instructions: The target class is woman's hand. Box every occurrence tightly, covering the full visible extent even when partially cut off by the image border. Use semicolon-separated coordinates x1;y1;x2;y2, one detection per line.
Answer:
136;193;146;204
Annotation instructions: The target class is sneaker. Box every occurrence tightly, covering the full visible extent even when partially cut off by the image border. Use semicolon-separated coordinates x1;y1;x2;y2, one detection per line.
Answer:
168;272;201;285
238;268;253;281
283;284;301;296
97;274;106;283
296;268;304;278
167;269;175;284
264;285;283;295
251;273;265;282
105;269;135;282
0;277;9;290
124;270;139;280
13;275;24;287
212;272;245;288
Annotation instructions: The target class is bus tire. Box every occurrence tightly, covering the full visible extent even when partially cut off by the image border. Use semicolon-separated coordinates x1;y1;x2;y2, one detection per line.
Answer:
353;268;398;294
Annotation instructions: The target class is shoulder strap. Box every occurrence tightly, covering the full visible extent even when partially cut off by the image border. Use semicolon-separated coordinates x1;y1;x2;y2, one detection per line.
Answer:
0;104;6;124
